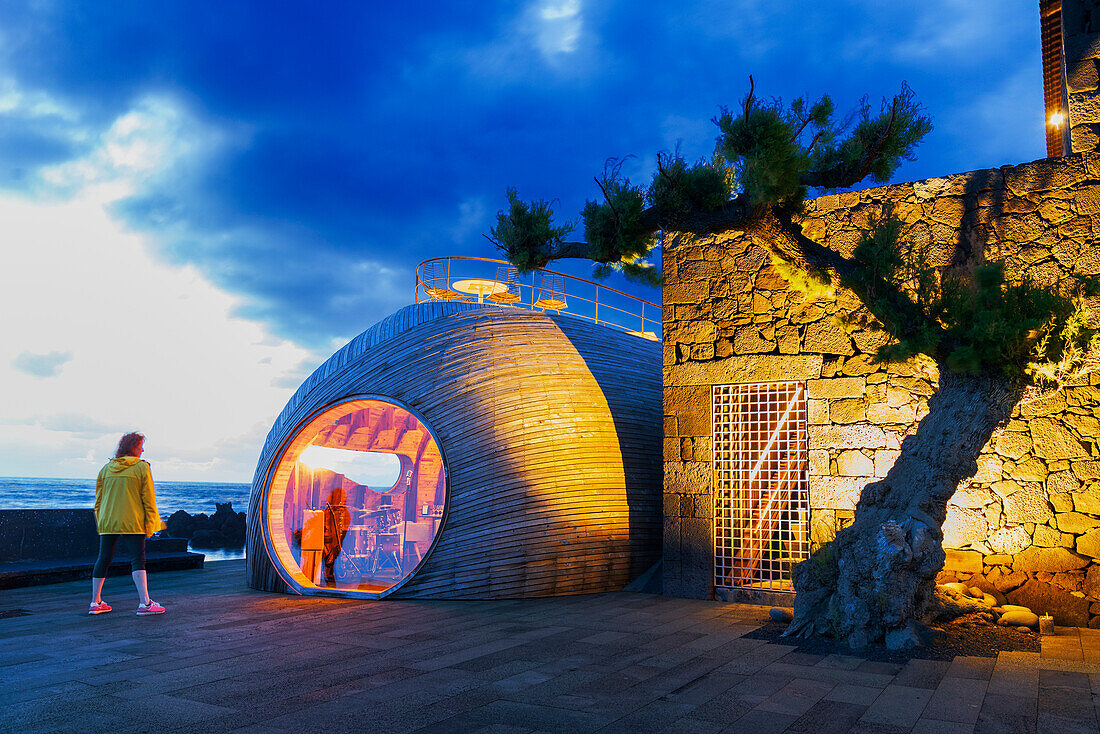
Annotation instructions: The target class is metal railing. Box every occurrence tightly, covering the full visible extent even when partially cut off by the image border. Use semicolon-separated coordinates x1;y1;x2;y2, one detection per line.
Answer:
414;256;661;340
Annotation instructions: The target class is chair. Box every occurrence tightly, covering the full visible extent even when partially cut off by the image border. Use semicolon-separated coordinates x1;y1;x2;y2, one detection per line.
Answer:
488;266;522;304
422;261;460;301
533;271;567;310
299;510;324;584
402;522;434;567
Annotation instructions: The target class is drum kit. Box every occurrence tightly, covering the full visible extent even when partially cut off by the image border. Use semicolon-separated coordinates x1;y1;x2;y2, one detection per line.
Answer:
356;505;401;532
343;505;404;578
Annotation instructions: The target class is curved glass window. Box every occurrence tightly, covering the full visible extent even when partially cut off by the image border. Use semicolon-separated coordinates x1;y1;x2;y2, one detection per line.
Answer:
265;398;446;595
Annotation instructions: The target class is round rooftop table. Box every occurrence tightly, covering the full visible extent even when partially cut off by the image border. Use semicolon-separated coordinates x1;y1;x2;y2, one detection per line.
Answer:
451;278;507;303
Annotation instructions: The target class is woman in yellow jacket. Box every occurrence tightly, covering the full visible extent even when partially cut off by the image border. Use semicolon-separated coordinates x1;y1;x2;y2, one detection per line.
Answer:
89;432;166;616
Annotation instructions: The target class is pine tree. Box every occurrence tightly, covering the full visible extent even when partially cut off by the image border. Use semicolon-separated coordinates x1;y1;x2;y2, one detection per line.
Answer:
488;79;1099;647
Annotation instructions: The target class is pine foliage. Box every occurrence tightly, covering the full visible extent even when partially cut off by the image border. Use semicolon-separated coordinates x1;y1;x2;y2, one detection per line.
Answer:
805;85;932;189
487;78;1097;385
714;92;830;211
649;151;733;227
488;188;574;273
489;79;931;285
581;161;659;285
848;213;1100;377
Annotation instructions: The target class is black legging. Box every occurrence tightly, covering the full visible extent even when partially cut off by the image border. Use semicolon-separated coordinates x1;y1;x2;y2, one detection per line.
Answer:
92;534;147;577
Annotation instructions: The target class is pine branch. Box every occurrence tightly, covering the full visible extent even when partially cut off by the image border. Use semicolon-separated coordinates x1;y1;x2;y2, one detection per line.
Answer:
593;175;623;231
801;101;898;189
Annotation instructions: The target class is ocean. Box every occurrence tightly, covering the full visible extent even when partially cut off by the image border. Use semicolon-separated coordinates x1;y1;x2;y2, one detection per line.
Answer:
0;476;252;561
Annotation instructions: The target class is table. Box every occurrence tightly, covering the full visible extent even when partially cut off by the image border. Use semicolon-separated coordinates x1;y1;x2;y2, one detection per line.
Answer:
452;278;508;303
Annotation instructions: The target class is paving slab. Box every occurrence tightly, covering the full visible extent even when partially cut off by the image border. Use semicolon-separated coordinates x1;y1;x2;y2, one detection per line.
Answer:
923;676;988;724
755;677;835;716
894;659;952;690
987;650;1040;698
946;657;996;681
860;685;934;729
975;692;1035;734
3;560;1100;733
910;720;973;734
826;683;886;706
786;699;868;734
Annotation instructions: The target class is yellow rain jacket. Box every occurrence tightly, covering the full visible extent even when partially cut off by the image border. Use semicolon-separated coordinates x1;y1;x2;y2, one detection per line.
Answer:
94;456;164;536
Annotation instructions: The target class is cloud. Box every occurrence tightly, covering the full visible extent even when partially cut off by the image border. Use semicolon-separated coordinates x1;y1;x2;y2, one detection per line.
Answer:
0;74;78;122
460;0;594;82
0;75;86;187
12;350;72;377
939;64;1045;170
449;197;489;244
18;88;406;349
58;448;101;472
0;0;1057;481
0;192;316;480
652;0;794;62
271;358;321;390
889;1;1005;64
38;94;244;204
36;413;125;439
536;0;583;56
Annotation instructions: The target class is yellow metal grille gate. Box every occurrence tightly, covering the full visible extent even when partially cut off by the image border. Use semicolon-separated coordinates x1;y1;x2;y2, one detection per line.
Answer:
714;381;809;592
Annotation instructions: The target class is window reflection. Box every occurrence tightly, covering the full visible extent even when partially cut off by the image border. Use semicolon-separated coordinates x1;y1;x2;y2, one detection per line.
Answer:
268;400;446;594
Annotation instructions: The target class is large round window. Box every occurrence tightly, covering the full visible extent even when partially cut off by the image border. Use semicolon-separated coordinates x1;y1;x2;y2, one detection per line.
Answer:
264;398;446;596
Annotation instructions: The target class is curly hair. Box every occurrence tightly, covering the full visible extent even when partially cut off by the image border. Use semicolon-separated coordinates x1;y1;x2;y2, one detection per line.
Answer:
114;432;145;458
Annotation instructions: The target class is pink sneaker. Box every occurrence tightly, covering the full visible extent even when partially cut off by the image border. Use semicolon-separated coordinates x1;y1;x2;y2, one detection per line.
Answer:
136;600;165;616
88;601;112;615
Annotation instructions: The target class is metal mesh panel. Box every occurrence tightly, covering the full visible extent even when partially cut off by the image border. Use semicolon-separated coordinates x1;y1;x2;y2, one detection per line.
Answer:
714;381;808;592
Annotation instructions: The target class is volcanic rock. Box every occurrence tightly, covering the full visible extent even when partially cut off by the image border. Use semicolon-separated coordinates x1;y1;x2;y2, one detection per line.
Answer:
768;607;794;623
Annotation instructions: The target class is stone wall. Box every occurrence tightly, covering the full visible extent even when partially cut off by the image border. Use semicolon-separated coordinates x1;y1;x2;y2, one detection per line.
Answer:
1063;0;1100;153
663;152;1100;626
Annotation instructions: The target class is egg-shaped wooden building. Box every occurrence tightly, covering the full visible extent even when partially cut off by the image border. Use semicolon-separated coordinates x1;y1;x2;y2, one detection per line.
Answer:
245;301;662;599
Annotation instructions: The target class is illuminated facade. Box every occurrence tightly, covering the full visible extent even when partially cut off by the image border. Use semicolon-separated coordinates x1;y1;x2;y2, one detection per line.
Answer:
247;302;662;599
663;154;1100;623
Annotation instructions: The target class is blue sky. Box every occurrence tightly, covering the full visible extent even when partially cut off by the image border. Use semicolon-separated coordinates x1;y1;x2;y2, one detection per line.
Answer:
0;1;1047;481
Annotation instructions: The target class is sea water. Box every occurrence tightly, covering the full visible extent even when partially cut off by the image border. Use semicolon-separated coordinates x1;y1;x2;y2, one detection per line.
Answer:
0;476;251;561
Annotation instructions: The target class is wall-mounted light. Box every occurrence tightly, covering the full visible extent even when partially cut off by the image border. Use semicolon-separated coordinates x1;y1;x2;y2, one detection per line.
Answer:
1049;111;1065;127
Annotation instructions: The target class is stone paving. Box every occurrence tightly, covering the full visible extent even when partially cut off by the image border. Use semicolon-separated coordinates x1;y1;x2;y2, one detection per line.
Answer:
1;560;1099;733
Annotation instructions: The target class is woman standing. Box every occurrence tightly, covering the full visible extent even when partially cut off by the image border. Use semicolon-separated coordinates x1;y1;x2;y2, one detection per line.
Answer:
88;432;166;616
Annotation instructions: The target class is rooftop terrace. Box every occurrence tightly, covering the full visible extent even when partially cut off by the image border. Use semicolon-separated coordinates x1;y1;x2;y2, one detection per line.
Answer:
3;561;1099;732
415;256;662;340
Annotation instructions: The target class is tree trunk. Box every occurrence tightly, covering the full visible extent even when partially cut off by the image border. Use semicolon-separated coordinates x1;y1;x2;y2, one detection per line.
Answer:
786;368;1024;649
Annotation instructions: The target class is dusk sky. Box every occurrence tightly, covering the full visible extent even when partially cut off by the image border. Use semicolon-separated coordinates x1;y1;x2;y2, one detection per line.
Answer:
0;1;1047;482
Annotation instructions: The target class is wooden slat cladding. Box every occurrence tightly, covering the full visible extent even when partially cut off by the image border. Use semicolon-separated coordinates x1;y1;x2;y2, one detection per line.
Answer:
1041;0;1068;157
246;302;662;598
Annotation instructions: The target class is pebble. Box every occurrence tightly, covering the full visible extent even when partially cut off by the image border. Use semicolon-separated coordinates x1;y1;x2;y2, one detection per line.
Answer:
769;607;794;623
1000;604;1033;613
999;609;1039;627
943;582;972;597
1016;626;1031;633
